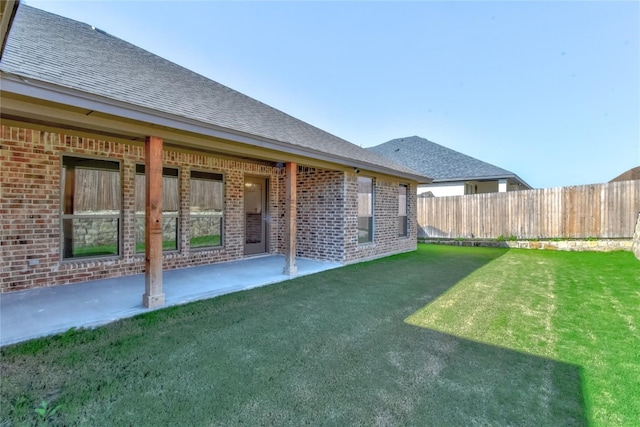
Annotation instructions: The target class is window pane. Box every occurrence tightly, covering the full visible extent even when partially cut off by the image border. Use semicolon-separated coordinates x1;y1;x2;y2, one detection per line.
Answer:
398;216;408;237
135;215;144;252
190;178;223;213
77;168;120;213
398;185;407;216
135;169;179;213
190;216;222;248
399;184;408;237
358;217;373;244
62;157;121;259
135;173;145;215
63;167;121;215
63;218;119;258
163;175;179;212
190;171;224;248
136;214;178;252
162;216;178;250
136;167;179;252
357;177;373;243
357;177;373;216
245;182;262;215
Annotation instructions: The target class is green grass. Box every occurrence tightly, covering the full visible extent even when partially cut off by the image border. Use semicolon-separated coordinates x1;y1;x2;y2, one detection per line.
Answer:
72;245;118;257
189;234;221;248
407;248;640;426
73;235;221;257
1;245;637;425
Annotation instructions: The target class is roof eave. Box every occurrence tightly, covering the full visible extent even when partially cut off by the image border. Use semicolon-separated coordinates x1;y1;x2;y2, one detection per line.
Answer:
430;174;532;189
1;72;430;183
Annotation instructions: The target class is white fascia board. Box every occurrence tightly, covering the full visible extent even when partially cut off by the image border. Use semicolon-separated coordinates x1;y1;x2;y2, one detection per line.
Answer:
433;174;531;188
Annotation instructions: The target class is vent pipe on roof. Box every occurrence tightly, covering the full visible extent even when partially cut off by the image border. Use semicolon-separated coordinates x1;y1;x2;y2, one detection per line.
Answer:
90;25;109;36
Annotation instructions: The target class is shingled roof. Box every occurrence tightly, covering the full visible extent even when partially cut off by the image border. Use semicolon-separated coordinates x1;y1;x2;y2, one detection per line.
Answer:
368;136;531;187
0;4;427;182
609;166;640;183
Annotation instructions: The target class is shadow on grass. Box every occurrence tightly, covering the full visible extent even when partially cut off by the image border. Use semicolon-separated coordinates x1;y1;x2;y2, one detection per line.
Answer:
373;326;586;426
0;245;586;425
328;245;586;425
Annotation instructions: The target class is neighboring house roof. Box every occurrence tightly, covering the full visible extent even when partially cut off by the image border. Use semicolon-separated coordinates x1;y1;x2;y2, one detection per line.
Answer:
0;4;429;182
609;166;640;183
368;136;531;188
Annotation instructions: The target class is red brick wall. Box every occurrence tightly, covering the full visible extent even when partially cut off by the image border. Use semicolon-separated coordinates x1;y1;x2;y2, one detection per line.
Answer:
1;126;61;291
1;123;417;292
344;173;417;263
294;167;346;261
275;167;417;263
0;124;282;292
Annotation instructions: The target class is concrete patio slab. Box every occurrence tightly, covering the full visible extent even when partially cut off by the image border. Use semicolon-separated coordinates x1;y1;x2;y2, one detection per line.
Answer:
0;255;341;347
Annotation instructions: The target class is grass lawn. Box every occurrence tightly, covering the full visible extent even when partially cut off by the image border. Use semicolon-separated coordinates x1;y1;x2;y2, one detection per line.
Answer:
406;246;640;426
72;245;118;258
1;245;638;425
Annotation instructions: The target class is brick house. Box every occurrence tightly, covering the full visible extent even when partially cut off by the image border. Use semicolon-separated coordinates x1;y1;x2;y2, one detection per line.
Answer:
0;3;429;304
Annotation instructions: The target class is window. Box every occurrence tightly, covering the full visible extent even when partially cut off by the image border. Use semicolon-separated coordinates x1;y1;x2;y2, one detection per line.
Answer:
398;184;408;237
190;171;224;248
135;165;179;252
61;157;121;259
357;176;373;244
464;183;477;195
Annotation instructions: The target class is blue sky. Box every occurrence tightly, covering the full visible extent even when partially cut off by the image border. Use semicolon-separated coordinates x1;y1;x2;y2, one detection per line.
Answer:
27;0;639;189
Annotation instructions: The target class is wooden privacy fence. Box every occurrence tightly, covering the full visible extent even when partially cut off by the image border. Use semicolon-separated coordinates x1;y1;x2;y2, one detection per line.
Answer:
74;170;221;213
418;180;640;239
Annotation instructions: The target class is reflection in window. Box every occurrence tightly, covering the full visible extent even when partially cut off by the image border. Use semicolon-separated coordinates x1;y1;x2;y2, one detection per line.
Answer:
244;182;263;244
399;184;408;237
190;171;224;248
61;157;121;259
135;165;179;252
357;176;373;244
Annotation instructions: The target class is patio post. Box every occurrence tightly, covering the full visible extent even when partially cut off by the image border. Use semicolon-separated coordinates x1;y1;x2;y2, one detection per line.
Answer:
284;162;298;275
142;136;165;308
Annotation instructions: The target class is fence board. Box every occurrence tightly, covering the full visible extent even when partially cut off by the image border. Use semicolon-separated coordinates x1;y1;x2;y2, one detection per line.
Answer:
417;180;640;239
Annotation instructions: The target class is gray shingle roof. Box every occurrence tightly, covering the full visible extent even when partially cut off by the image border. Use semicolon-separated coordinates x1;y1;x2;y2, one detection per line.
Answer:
0;4;425;180
368;136;531;187
609;166;640;183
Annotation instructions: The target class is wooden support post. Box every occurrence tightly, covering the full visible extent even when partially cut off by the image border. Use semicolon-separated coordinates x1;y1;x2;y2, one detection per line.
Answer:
284;162;298;275
142;136;165;308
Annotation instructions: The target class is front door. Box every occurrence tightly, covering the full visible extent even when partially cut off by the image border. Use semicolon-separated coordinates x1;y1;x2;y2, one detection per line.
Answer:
244;176;267;255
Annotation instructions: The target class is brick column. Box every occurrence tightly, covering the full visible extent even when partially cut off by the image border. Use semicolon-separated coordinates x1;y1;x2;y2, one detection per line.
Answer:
142;136;165;308
284;162;298;275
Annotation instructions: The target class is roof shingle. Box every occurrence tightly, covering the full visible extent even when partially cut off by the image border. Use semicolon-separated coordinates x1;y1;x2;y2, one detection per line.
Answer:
368;136;530;187
0;4;425;179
